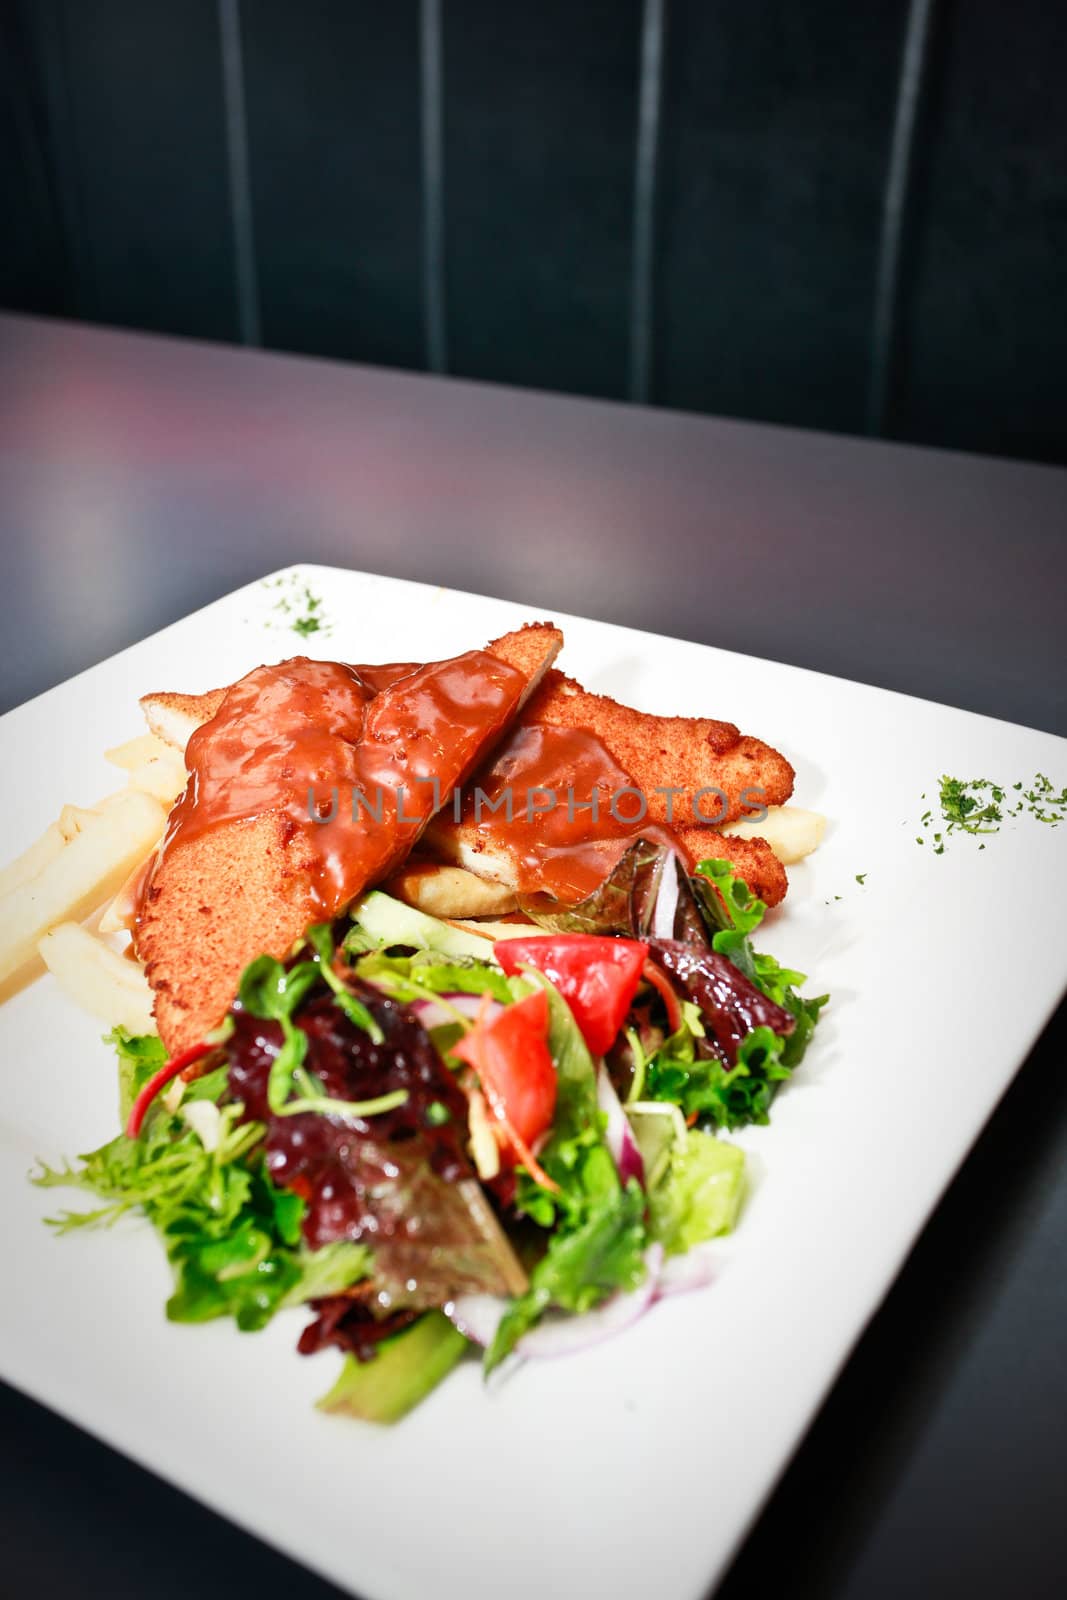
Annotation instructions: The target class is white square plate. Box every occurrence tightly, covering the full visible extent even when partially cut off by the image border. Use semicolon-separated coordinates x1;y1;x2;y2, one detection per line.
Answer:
3;565;1066;1600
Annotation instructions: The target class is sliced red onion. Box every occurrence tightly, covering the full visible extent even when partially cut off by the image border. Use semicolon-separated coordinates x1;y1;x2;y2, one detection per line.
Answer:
445;1292;507;1348
650;851;682;940
409;993;502;1030
654;1243;717;1298
516;1244;663;1358
597;1065;645;1186
448;1244;666;1358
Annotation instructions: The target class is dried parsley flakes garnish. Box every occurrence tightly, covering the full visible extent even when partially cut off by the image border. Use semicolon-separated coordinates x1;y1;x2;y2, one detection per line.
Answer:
917;772;1066;851
263;575;332;640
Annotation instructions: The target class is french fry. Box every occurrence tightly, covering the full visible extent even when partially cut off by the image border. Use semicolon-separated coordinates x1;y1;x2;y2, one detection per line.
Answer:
0;822;67;899
57;803;101;842
104;733;175;771
720;803;827;865
124;750;187;804
443;917;537;943
104;730;187;803
98;854;154;935
0;785;164;906
38;922;156;1035
0;789;168;984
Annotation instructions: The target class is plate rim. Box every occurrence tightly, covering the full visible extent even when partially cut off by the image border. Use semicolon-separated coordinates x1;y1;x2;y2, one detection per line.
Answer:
2;560;1066;1600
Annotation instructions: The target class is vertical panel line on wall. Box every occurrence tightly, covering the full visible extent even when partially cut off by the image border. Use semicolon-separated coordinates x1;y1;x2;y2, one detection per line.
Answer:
629;0;667;404
34;0;96;316
218;0;261;346
868;0;937;436
420;0;448;373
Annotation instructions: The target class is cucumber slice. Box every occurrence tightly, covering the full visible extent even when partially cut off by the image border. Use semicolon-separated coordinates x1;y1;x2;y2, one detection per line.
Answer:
350;890;502;963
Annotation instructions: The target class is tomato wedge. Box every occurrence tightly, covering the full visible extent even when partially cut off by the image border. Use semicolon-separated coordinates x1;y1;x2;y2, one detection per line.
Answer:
494;934;649;1057
451;989;557;1153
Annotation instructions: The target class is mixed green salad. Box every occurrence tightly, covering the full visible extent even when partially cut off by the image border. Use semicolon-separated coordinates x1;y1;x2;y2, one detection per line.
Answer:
34;844;826;1423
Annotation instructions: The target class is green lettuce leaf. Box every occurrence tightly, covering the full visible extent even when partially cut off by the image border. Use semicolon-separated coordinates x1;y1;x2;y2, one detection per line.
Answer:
509;972;608;1226
693;859;768;938
693;858;828;1070
528;972;601;1143
354;948;513;1005
487;977;649;1367
33;1093;369;1333
238;934;402;1120
281;1240;373;1306
485;1176;647;1373
108;1027;167;1125
645;1020;792;1130
648;1129;745;1254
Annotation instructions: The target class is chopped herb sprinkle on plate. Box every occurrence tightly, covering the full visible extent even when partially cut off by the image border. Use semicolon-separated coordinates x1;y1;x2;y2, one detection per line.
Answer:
918;773;1066;851
262;574;332;639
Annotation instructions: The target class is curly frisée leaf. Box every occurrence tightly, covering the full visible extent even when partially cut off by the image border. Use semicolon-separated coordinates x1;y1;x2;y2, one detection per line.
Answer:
33;836;828;1420
628;859;828;1131
32;1075;254;1234
32;1087;370;1332
694;858;828;1072
645;1021;791;1130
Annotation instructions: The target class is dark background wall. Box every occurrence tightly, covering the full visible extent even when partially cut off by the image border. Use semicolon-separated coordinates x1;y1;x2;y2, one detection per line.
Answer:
2;0;1065;466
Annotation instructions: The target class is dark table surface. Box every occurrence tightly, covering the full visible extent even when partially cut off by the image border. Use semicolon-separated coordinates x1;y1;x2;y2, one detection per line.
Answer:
1;313;1065;1600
